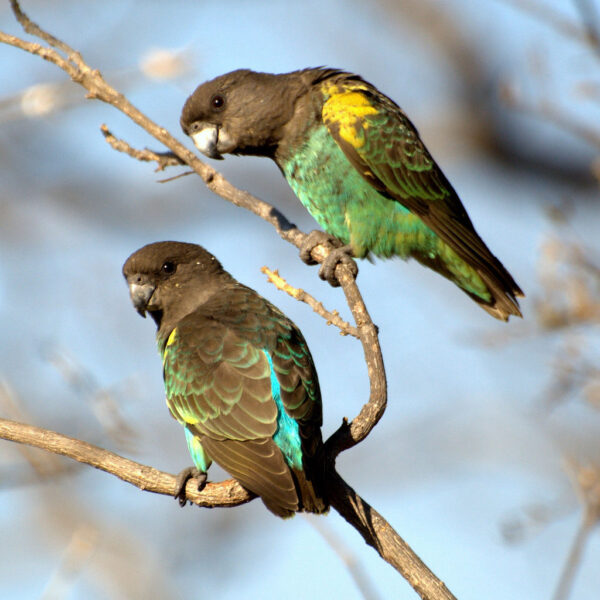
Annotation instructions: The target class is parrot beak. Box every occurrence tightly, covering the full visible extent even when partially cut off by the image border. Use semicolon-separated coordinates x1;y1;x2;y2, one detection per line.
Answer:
191;124;224;160
128;282;155;318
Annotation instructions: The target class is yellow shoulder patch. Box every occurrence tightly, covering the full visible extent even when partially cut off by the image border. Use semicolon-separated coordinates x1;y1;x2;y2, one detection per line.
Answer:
323;88;378;150
166;327;178;347
161;328;178;366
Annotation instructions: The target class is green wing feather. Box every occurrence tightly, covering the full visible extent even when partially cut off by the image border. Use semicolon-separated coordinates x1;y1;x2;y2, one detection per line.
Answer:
196;286;323;449
164;321;277;440
322;80;523;319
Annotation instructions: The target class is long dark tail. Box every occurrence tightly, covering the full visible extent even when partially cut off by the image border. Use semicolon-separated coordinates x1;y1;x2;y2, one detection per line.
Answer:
413;244;523;321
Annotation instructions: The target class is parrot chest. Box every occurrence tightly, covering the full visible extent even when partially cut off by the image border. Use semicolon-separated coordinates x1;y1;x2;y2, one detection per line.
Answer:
279;124;423;258
280;125;367;244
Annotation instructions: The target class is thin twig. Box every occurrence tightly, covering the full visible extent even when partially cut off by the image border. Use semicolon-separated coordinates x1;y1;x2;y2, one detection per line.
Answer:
551;514;594;600
10;0;81;60
100;125;184;171
262;266;359;338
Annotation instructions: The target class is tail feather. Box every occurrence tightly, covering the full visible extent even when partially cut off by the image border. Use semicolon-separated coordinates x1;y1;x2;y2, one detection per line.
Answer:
413;250;523;321
477;269;523;321
201;437;299;518
201;436;327;518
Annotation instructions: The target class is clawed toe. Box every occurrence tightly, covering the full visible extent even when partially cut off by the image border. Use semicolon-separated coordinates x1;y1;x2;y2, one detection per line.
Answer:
318;245;358;287
174;467;208;507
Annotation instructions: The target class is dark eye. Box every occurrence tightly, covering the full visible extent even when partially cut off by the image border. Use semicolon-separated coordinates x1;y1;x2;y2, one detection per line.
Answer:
210;94;225;110
161;261;175;274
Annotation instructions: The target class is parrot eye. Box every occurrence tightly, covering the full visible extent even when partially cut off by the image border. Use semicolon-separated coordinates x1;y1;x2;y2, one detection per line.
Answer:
210;94;225;110
161;261;176;275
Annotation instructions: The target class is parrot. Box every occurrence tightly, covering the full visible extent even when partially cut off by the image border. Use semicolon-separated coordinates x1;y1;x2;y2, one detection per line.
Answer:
123;241;326;517
181;68;523;321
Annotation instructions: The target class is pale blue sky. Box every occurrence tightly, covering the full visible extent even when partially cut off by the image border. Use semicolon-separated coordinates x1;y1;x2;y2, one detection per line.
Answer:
1;1;599;599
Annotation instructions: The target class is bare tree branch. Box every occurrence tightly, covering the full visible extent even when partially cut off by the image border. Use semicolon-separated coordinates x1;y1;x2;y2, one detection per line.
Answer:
0;416;456;600
0;3;458;599
327;470;454;600
0;0;384;471
0;417;254;507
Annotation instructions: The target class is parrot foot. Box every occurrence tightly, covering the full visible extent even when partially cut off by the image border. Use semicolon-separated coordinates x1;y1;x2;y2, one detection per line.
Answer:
299;230;342;265
319;244;358;287
299;230;358;287
174;466;207;507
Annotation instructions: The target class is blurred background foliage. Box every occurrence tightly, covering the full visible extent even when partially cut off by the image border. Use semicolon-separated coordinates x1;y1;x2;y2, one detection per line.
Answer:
1;1;599;599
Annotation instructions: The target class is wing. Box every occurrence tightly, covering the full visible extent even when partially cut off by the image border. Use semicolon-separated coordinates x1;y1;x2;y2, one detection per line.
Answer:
162;316;300;516
163;319;277;441
196;283;325;513
203;284;323;460
271;323;322;462
322;81;523;308
201;438;298;517
201;284;322;427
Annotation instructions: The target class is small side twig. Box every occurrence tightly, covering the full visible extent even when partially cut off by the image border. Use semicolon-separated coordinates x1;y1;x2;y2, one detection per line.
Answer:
100;124;184;172
262;266;359;338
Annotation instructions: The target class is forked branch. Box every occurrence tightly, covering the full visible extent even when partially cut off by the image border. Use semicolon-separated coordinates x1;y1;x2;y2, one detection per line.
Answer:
0;3;457;599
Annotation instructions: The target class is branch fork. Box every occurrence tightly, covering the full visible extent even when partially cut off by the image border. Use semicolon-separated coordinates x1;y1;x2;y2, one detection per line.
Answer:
0;3;456;599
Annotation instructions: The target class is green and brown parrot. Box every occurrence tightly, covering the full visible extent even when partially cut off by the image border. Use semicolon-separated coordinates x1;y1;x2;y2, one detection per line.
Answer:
123;241;326;518
180;68;524;321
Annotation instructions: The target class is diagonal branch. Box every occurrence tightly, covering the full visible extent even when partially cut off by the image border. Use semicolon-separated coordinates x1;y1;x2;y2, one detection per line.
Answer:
0;0;385;461
0;416;455;600
0;4;459;599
